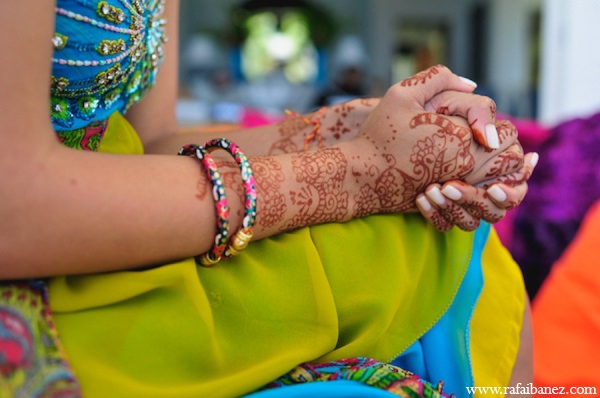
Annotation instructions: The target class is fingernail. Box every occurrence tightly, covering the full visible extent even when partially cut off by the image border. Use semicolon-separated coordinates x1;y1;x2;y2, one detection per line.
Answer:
530;152;540;168
427;186;446;205
487;185;507;202
485;124;500;149
458;76;478;88
441;184;463;200
417;195;432;212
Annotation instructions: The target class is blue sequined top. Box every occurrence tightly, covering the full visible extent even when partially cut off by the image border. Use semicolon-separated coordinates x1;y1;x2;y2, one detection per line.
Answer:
50;0;166;149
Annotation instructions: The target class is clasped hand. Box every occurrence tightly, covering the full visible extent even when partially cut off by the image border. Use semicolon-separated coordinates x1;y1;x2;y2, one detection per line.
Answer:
352;65;536;230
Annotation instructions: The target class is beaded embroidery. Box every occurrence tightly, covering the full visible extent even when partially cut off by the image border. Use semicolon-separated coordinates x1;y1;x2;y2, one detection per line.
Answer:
50;0;166;136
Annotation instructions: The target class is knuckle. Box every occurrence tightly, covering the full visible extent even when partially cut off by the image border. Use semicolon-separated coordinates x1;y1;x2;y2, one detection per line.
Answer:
480;96;496;109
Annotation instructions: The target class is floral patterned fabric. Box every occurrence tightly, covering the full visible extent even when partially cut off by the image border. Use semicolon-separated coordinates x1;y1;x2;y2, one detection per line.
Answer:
0;282;81;397
262;357;452;398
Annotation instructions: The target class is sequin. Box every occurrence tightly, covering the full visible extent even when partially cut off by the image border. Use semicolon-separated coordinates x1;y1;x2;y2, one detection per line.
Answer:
51;97;73;128
52;76;70;91
76;97;99;120
52;33;68;50
97;1;126;24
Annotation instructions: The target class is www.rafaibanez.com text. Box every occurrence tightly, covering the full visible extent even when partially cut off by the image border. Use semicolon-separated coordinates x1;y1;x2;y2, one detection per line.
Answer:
466;383;597;395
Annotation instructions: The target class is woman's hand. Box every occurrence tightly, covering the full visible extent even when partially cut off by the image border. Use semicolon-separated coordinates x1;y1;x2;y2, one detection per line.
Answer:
416;152;539;231
350;65;523;216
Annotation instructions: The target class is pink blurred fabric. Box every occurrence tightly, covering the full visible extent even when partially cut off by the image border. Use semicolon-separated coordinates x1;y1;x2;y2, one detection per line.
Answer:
240;108;284;128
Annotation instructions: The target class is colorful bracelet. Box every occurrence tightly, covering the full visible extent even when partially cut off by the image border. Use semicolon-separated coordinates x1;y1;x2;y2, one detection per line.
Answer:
202;138;257;258
179;143;230;266
285;107;326;151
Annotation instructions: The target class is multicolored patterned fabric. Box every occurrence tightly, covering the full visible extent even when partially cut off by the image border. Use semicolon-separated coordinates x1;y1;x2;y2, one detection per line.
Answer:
57;118;108;151
0;282;81;397
262;357;452;398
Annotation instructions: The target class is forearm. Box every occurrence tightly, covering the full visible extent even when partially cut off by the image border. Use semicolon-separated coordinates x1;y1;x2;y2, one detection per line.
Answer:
1;144;227;278
144;98;379;157
0;136;376;279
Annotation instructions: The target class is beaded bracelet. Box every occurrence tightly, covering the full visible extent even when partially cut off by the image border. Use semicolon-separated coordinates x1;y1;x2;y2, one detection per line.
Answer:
285;107;326;151
202;138;257;258
179;144;230;266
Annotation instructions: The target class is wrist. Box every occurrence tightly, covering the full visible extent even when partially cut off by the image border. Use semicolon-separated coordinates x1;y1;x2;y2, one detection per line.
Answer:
343;137;385;218
318;98;380;147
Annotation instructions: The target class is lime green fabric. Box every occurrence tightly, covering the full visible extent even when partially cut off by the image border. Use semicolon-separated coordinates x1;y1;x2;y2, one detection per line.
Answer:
97;112;144;155
47;113;478;397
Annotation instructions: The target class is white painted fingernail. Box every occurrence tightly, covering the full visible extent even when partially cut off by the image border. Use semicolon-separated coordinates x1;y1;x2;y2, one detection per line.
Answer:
417;195;432;212
441;185;463;200
427;186;446;205
458;76;478;88
530;152;539;168
488;185;507;202
485;124;500;149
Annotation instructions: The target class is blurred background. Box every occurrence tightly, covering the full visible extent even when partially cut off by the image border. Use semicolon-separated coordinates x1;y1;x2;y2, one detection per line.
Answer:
176;0;600;127
177;0;536;125
176;0;600;389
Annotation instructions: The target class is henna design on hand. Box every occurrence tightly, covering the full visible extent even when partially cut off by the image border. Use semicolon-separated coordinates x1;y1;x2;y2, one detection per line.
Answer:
484;151;523;180
436;106;450;115
268;118;304;155
353;155;416;216
284;148;349;231
409;113;475;184
443;205;482;231
327;102;355;140
353;113;476;217
400;65;442;87
252;157;287;229
495;119;517;146
269;101;376;155
430;211;454;232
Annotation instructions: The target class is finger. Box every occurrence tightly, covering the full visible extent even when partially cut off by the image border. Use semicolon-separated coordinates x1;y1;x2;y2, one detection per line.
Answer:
466;141;525;186
482;152;539;209
495;119;520;149
416;193;454;232
425;185;481;231
476;151;539;189
487;182;529;210
439;181;506;224
391;65;478;106
424;91;499;150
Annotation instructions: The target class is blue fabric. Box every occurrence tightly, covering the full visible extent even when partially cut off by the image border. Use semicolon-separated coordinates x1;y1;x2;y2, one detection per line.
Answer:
244;380;398;398
391;222;490;398
51;0;166;132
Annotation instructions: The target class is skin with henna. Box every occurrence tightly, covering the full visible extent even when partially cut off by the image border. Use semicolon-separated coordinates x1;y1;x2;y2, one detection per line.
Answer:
206;69;535;235
216;66;530;240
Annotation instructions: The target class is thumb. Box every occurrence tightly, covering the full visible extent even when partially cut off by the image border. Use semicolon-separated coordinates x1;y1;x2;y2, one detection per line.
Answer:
394;64;478;106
